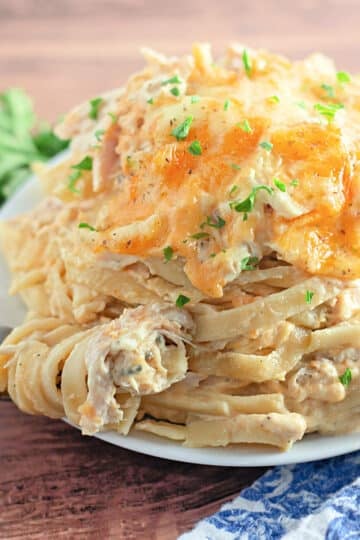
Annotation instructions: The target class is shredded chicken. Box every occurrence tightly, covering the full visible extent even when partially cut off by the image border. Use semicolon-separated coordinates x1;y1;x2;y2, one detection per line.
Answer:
78;303;194;434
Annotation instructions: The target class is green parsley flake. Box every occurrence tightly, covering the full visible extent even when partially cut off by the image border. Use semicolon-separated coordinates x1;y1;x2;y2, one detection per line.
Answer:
229;185;273;220
188;140;202;155
94;129;105;142
147;97;154;104
268;95;280;104
72;156;93;171
314;102;344;122
68;170;81;193
336;71;351;84
170;87;180;97
321;83;335;98
242;49;252;78
231;164;241;171
190;95;200;103
89;97;103;120
229;184;239;195
237;119;252;133
339;367;352;387
224;99;231;111
241;256;259;271
274;177;286;192
163;246;173;262
176;294;190;308
171;116;193;141
290;179;299;187
108;112;117;124
68;156;93;192
305;290;314;304
78;222;97;231
190;231;210;239
162;75;182;85
201;215;226;229
259;141;273;151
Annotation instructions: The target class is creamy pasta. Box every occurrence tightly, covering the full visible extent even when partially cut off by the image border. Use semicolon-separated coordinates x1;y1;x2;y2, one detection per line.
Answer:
1;43;360;450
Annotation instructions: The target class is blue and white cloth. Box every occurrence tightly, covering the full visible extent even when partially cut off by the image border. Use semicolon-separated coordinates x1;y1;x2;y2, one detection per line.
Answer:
180;451;360;539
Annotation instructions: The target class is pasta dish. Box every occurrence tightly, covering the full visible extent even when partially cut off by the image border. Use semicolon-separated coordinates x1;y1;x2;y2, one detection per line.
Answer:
1;44;359;450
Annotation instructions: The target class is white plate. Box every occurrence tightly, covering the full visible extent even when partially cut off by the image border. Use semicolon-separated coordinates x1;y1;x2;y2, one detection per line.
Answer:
1;158;359;466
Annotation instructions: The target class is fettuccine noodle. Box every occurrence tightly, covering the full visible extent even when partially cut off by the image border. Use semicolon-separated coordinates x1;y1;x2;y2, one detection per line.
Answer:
1;43;360;450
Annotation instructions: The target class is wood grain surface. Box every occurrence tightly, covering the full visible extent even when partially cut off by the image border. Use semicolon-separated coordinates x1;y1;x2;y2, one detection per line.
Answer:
1;1;360;538
0;401;265;539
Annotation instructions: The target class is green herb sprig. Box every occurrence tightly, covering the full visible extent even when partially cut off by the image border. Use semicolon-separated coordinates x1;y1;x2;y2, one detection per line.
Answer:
0;88;69;204
314;102;344;122
171;116;193;141
242;49;252;78
89;97;103;120
188;140;202;155
176;294;190;308
229;185;273;220
68;156;93;193
163;246;173;262
201;215;226;229
78;222;97;231
339;367;352;387
241;256;259;271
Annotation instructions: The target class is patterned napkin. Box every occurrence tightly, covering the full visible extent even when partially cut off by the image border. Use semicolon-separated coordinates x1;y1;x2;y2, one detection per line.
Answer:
180;451;360;539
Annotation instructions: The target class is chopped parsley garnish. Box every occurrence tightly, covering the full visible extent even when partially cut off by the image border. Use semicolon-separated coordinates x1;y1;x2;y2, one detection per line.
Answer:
72;156;93;171
242;49;252;78
147;97;154;104
241;256;259;271
321;83;335;98
305;290;314;304
94;129;105;142
339;367;352;387
171;116;193;140
224;99;231;111
190;95;200;103
231;164;241;171
268;95;280;104
201;215;226;229
108;112;117;124
163;245;173;262
68;156;93;193
229;185;273;220
68;170;81;193
170;87;180;97
78;222;97;231
314;102;344;122
229;184;239;194
89;97;103;120
259;141;273;151
162;75;182;85
237;119;252;133
336;71;351;84
176;294;190;308
274;177;286;192
188;140;202;155
190;231;210;239
290;178;299;187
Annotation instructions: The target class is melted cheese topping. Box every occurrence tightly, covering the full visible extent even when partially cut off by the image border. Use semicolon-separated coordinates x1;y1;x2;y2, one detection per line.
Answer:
59;44;360;297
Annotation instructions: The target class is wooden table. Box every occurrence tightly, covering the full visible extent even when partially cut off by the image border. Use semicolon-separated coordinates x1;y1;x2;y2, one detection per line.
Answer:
1;0;360;538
